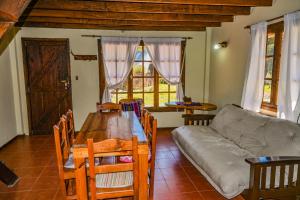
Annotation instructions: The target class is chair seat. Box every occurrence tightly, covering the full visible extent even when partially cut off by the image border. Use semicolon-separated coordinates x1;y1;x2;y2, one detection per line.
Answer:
64;153;100;169
96;171;133;188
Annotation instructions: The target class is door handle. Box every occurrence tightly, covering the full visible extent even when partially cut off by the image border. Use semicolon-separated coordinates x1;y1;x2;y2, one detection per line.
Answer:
61;80;71;90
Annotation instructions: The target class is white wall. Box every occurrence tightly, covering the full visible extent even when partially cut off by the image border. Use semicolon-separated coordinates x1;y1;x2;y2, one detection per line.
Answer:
11;28;210;133
209;0;300;111
0;42;19;147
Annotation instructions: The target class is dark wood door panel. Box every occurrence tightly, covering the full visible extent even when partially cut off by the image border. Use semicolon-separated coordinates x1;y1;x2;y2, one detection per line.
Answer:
22;38;72;135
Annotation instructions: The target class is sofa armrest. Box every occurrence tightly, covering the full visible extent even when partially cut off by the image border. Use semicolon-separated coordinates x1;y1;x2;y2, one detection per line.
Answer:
246;156;300;165
244;156;300;200
182;114;215;126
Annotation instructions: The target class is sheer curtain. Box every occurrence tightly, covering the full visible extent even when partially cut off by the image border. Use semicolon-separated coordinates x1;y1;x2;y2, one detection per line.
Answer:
278;11;300;121
241;22;267;112
101;37;140;103
143;38;184;101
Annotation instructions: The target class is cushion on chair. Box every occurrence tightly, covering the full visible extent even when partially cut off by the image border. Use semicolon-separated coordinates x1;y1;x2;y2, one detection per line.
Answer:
119;149;152;163
121;100;142;119
64;154;100;169
96;171;133;188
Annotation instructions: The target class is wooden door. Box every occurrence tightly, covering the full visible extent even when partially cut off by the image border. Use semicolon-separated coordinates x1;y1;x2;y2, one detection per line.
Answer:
22;38;72;135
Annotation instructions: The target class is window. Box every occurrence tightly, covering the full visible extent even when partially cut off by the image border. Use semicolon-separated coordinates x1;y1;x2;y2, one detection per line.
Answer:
261;22;284;112
99;40;185;111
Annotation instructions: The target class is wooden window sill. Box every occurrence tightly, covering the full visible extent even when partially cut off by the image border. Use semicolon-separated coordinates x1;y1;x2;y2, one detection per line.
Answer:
260;109;277;117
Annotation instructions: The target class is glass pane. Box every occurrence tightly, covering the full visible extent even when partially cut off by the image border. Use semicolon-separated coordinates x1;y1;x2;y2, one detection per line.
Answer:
110;89;117;104
170;93;177;103
135;46;143;61
144;63;154;76
133;78;143;92
170;84;177;92
144;47;152;61
144;78;154;92
118;93;128;103
263;80;272;103
159;78;169;92
144;93;154;107
133;93;143;100
119;81;128;93
265;57;273;78
132;62;143;77
266;33;275;56
159;93;169;107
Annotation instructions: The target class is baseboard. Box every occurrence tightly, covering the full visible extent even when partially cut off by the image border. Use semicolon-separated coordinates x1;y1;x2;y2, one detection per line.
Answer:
158;127;177;130
0;135;24;150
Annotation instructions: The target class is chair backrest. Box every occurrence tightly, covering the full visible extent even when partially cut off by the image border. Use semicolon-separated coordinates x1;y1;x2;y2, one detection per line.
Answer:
96;102;121;113
119;98;144;119
62;109;75;148
146;114;158;168
141;109;150;132
53;118;71;173
87;136;139;200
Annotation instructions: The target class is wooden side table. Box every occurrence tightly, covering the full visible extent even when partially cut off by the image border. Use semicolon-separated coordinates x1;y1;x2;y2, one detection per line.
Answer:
165;102;217;114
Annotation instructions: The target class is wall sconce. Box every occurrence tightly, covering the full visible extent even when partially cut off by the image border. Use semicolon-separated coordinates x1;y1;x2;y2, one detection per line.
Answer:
214;41;228;50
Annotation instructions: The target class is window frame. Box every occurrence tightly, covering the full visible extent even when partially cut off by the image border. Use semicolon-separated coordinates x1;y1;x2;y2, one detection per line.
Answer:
98;39;186;112
261;21;284;113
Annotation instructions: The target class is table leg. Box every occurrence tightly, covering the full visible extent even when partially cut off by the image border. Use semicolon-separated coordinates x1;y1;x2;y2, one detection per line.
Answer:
185;108;194;114
74;157;88;200
138;143;149;200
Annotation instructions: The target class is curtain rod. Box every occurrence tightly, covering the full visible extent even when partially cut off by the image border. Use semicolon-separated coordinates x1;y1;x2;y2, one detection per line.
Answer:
81;35;193;40
244;9;300;29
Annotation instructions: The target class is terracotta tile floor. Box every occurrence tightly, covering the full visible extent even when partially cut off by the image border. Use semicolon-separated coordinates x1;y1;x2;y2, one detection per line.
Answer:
0;129;245;200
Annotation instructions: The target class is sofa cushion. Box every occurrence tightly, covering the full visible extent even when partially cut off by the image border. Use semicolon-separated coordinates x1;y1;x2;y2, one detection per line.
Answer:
172;126;254;199
255;118;300;156
210;105;269;147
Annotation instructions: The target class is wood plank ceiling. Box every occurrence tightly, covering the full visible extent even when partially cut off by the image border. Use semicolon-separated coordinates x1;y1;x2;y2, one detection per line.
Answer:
1;0;273;38
0;0;32;38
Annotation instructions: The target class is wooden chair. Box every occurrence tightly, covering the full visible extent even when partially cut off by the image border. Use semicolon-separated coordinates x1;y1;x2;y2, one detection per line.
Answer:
96;102;121;113
145;114;158;200
62;109;76;150
87;136;139;200
53;118;76;199
119;111;157;200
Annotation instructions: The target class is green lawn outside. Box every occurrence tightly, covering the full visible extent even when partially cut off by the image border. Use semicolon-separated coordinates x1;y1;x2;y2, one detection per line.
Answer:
111;83;177;106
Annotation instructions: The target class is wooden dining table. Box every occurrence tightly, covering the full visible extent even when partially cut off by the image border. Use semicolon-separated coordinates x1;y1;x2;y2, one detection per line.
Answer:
72;111;149;200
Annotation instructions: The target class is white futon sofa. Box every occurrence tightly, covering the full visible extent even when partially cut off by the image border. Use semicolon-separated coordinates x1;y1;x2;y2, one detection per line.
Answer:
172;105;300;199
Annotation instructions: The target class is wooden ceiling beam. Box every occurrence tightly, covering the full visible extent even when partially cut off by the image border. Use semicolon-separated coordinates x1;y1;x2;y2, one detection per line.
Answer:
20;22;206;31
98;0;273;6
26;9;234;22
0;0;32;22
33;0;251;15
0;0;32;39
0;22;12;38
21;17;221;27
0;11;18;22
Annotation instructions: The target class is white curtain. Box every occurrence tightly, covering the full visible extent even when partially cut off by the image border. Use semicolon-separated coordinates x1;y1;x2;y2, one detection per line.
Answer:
101;37;140;103
278;11;300;121
241;22;267;112
143;38;184;101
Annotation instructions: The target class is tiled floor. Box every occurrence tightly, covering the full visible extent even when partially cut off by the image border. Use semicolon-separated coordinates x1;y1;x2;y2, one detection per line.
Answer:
0;129;245;200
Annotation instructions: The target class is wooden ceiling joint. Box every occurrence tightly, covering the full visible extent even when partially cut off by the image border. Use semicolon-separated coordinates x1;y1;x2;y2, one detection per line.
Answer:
95;0;273;6
4;0;274;32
